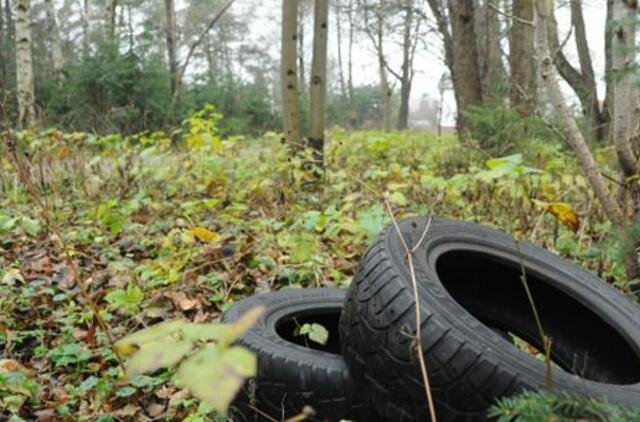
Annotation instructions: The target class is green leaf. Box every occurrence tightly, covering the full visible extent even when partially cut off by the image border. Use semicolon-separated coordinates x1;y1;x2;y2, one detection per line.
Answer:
115;386;137;397
176;345;256;415
20;217;41;236
289;232;316;264
0;215;17;234
105;284;144;315
124;339;193;379
298;323;329;345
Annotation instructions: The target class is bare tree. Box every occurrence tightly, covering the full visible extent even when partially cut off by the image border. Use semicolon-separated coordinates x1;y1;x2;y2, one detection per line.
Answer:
309;0;329;167
477;0;505;102
281;0;302;145
535;0;640;287
335;0;348;99
509;0;536;116
81;0;90;51
396;2;420;130
547;0;605;140
44;0;64;86
448;0;482;132
15;0;34;127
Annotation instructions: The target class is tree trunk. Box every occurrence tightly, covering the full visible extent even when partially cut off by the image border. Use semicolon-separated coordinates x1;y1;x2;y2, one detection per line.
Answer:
81;0;90;51
164;0;178;101
448;0;482;133
297;6;305;96
44;0;64;86
308;0;328;168
397;5;413;130
281;0;301;145
376;16;391;132
0;0;5;86
427;0;453;69
335;0;347;100
509;0;535;116
480;0;505;102
106;0;117;40
603;0;614;139
611;0;640;180
15;0;34;127
547;0;605;141
347;0;354;104
535;0;640;284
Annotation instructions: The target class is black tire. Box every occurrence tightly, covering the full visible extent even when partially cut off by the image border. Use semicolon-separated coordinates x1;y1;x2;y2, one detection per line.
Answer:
340;217;640;421
222;288;377;422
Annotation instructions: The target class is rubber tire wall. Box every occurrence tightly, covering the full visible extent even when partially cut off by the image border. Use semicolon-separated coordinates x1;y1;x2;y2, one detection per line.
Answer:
222;288;377;422
340;218;640;421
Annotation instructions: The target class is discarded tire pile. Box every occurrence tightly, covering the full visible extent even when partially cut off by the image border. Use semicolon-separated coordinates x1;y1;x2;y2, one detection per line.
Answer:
224;218;640;421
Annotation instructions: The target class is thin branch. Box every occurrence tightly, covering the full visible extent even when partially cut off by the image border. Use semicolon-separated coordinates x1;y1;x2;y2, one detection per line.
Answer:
488;2;534;26
173;0;235;103
383;196;437;422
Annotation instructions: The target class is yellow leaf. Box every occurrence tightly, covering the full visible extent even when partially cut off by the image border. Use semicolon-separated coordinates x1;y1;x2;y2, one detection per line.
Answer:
191;226;220;243
544;202;580;232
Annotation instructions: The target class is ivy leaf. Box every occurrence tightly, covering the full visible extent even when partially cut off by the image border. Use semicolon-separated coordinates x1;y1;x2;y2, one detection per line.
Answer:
20;217;41;236
176;345;256;415
289;233;316;264
0;215;17;234
124;338;193;379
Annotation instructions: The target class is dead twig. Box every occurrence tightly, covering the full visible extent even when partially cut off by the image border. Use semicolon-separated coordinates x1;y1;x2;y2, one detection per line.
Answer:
383;195;437;422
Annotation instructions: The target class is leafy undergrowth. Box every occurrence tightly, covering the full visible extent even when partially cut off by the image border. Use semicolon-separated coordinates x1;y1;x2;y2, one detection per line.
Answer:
0;107;636;420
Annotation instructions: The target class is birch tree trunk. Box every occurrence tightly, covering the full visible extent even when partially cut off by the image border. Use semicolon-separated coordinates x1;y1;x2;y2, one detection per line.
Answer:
281;0;301;146
44;0;64;85
535;0;640;284
611;0;639;180
509;0;536;116
297;4;306;97
448;0;482;133
164;0;178;101
335;0;347;100
308;0;328;168
15;0;35;128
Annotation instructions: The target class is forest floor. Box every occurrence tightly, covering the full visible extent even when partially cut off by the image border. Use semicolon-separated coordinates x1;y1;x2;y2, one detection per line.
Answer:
0;113;635;420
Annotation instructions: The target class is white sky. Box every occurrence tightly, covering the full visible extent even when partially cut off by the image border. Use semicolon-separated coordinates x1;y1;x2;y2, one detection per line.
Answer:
170;0;611;127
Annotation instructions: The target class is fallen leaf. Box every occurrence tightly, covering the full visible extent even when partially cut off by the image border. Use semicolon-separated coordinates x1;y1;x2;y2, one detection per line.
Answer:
191;226;221;243
544;202;580;232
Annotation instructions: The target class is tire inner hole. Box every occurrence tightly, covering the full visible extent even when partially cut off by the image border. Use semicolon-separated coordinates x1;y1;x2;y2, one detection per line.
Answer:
276;309;342;355
436;249;640;385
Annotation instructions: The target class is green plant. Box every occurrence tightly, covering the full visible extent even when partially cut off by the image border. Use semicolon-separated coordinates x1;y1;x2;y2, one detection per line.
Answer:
489;390;640;421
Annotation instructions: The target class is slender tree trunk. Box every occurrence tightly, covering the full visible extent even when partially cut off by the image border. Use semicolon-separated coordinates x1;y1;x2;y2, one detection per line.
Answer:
15;0;34;127
347;0;354;104
0;0;5;86
397;5;413;130
297;6;305;97
603;0;614;139
164;0;178;102
81;0;90;51
281;0;301;145
308;0;328;169
509;0;535;116
376;16;391;132
570;0;603;140
448;0;482;133
2;0;14;94
44;0;64;86
535;0;640;284
106;0;117;40
335;0;347;100
611;0;640;180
